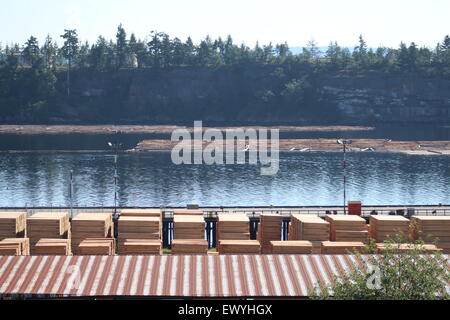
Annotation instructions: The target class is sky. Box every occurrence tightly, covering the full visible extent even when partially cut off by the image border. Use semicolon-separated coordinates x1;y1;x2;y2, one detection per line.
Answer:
0;0;449;49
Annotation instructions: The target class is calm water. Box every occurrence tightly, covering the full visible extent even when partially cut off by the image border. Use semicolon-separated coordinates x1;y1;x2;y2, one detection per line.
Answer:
0;151;449;207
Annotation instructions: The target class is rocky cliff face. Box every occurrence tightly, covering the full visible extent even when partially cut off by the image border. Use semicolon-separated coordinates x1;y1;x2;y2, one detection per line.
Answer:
62;67;450;124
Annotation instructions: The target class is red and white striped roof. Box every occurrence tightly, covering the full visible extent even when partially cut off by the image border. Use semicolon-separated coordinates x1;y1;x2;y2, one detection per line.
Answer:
0;254;448;298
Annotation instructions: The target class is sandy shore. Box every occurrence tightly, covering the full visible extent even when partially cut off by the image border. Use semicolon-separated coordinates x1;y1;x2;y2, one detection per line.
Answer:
131;138;450;154
0;125;374;135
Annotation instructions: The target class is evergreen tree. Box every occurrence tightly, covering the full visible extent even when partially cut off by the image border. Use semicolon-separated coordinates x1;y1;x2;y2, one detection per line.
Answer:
60;29;79;96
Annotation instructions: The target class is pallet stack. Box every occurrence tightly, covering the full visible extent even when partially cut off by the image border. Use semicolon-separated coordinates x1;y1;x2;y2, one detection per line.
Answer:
376;243;442;253
369;215;410;242
120;208;162;217
218;240;261;254
118;216;162;254
270;241;312;254
173;209;204;216
34;239;71;255
27;212;70;253
120;239;162;255
71;212;113;254
258;214;282;253
289;215;330;241
217;214;250;241
325;215;368;243
173;215;205;240
321;241;366;254
0;238;30;255
0;212;27;239
410;216;450;253
171;240;208;254
78;238;115;255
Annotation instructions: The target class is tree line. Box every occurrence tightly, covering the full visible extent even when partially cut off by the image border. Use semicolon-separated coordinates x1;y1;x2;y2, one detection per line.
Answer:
0;25;449;123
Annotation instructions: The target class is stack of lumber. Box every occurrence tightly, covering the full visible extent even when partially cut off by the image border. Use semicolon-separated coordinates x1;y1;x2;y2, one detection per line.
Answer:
118;216;162;254
0;212;27;239
217;214;250;241
369;215;410;242
410;216;450;253
173;209;203;216
27;212;70;253
321;241;366;254
71;212;113;254
171;240;208;254
258;214;282;253
0;238;30;255
270;241;312;254
120;208;162;217
173;215;205;240
325;215;368;243
218;240;261;254
34;239;71;255
120;239;162;255
78;238;115;255
288;214;330;241
376;243;442;253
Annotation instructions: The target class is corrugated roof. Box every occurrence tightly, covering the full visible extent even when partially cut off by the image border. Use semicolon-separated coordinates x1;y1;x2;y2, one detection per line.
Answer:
0;254;448;298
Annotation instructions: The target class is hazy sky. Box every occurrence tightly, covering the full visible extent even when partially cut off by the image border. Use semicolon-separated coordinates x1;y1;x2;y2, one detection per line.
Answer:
1;0;449;48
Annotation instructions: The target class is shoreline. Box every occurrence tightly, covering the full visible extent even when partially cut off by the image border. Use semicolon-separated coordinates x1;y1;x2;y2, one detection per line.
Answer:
0;124;374;135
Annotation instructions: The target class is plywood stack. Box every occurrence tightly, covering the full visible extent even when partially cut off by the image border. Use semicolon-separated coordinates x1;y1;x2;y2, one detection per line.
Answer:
270;241;313;254
121;239;162;255
120;208;162;217
321;241;366;254
34;239;71;255
289;215;330;241
71;212;113;254
78;238;115;255
173;209;204;216
217;214;250;241
173;215;205;240
410;216;450;253
171;240;208;254
369;215;410;242
0;212;27;239
376;243;442;253
218;240;261;254
258;214;282;253
0;238;30;255
27;212;70;254
325;215;368;243
118;216;162;254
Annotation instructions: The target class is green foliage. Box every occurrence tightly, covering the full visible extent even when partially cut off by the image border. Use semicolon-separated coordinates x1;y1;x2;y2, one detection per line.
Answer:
311;232;450;300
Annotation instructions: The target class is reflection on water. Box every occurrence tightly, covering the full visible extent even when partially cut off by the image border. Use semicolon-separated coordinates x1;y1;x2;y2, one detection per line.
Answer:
0;152;449;207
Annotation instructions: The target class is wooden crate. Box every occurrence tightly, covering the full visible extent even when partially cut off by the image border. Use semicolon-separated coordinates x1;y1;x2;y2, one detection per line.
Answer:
120;208;162;217
118;216;162;254
217;213;250;242
0;238;30;255
270;241;312;254
121;239;162;255
173;215;205;240
289;214;330;241
78;238;115;255
72;212;113;254
259;214;282;253
27;212;70;253
325;215;368;242
321;241;366;254
34;239;71;255
369;215;410;242
0;212;27;239
410;216;450;243
218;240;261;254
171;239;208;254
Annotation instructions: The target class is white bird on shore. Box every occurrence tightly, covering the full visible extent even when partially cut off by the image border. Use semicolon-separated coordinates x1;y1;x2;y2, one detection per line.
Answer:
289;147;298;152
361;147;374;152
299;147;310;152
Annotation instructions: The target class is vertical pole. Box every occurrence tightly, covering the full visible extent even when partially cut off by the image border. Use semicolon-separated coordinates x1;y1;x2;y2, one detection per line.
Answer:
114;153;118;218
343;143;347;215
69;170;74;219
